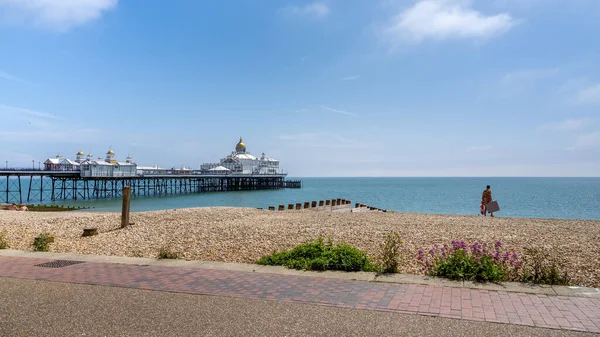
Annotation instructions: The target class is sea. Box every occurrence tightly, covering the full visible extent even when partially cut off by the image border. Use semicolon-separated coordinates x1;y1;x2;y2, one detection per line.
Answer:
37;177;600;220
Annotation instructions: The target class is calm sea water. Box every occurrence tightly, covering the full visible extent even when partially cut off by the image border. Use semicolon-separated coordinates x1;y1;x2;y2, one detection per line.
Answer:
32;177;600;220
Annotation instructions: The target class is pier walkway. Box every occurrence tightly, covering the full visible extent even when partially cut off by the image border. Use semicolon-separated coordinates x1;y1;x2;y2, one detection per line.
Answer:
0;252;598;334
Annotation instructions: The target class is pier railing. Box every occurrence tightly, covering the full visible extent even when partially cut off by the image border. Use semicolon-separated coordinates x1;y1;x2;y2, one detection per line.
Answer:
0;173;302;204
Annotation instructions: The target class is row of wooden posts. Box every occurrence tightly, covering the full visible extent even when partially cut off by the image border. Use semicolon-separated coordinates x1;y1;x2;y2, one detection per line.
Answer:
264;198;352;211
354;203;387;212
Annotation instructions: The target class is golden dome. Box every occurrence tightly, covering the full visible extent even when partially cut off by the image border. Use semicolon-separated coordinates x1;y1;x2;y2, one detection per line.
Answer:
107;150;115;155
76;151;85;155
236;137;246;149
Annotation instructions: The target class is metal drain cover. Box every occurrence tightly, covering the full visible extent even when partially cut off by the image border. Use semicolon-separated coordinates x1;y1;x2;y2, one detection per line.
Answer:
35;260;85;268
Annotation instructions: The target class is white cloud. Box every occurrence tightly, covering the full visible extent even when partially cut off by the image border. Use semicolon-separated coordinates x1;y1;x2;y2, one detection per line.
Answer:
0;71;28;84
0;0;118;31
575;84;600;106
502;67;560;84
279;132;370;149
341;75;360;81
466;145;492;152
384;0;516;43
569;131;600;150
540;118;592;132
0;104;63;121
279;2;330;20
279;133;318;142
320;105;358;117
0;129;102;142
0;103;103;145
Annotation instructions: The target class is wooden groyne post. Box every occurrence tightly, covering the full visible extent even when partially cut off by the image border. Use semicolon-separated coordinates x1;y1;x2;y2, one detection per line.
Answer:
121;186;131;228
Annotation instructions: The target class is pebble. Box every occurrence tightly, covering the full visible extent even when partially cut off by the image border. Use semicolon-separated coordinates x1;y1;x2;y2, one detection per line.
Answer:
0;207;598;287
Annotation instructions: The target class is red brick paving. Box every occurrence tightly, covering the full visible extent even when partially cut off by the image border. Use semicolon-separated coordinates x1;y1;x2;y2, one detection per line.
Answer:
1;256;599;333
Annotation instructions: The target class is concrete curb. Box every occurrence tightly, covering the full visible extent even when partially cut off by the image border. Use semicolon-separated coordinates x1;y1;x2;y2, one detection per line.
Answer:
1;249;598;298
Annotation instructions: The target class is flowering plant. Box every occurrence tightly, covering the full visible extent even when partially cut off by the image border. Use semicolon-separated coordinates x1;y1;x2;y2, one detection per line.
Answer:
418;240;522;283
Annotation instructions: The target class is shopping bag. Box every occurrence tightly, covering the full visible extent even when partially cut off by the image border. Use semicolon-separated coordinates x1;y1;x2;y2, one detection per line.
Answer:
485;200;500;213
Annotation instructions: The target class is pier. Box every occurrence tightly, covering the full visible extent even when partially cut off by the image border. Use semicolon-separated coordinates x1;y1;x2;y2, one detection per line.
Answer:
0;170;302;204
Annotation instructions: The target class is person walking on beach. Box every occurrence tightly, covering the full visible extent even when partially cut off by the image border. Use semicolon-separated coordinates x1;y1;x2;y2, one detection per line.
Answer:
481;185;494;217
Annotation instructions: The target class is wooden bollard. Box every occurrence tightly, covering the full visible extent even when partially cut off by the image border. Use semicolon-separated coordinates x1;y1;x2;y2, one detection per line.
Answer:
296;203;301;210
82;228;98;237
355;203;359;208
319;200;324;207
304;202;310;208
311;201;317;208
121;186;131;228
268;206;275;211
341;199;346;204
278;205;285;211
336;198;341;204
326;200;331;206
288;204;294;210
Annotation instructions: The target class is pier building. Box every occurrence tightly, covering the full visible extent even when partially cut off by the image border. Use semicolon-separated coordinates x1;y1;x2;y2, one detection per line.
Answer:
1;137;300;203
200;137;283;175
44;149;137;178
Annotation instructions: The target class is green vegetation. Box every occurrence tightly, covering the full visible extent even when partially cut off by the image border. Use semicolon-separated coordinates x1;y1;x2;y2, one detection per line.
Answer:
379;232;404;274
0;231;8;249
520;247;571;285
157;247;180;259
257;236;378;272
130;250;144;258
419;240;571;285
32;232;52;252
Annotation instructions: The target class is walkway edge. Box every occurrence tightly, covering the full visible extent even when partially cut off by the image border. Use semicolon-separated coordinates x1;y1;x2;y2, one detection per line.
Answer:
1;249;598;298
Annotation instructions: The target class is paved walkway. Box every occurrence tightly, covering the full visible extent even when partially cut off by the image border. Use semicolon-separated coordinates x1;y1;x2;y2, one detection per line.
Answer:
1;256;599;334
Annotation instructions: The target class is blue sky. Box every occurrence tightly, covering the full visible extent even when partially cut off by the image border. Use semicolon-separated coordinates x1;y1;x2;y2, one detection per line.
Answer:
0;0;599;177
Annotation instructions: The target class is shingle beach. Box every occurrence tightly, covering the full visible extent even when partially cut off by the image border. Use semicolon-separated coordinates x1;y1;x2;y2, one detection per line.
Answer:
1;207;598;287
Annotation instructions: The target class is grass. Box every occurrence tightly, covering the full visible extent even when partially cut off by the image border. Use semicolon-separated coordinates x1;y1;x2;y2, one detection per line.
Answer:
0;231;8;249
32;232;52;252
157;247;180;259
256;236;378;272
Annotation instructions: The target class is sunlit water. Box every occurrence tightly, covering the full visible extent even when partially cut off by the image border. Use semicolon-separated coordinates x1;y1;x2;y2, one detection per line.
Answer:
11;177;600;220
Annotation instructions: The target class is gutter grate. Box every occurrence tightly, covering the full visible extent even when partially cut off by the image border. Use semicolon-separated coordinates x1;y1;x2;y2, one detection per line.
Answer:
35;260;85;268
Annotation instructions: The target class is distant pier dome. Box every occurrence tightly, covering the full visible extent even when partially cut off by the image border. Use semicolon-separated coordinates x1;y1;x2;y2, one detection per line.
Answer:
75;150;85;163
107;150;115;155
235;137;247;153
56;153;62;158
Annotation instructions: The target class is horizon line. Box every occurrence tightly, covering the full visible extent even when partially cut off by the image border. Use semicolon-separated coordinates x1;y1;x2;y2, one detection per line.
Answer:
285;176;600;178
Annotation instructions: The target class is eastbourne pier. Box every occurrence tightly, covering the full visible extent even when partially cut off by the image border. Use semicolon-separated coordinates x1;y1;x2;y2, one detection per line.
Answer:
0;137;301;204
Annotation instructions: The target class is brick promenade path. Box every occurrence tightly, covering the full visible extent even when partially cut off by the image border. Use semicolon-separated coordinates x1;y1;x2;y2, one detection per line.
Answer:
1;256;599;333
